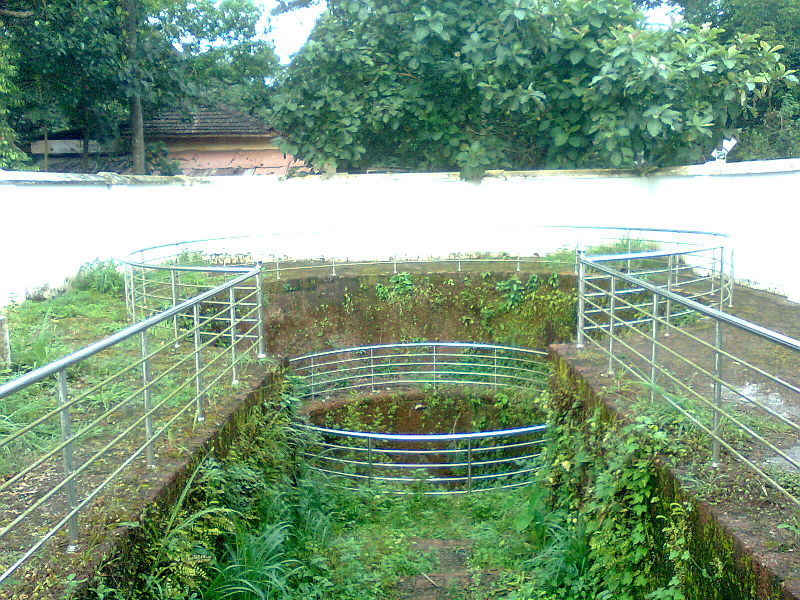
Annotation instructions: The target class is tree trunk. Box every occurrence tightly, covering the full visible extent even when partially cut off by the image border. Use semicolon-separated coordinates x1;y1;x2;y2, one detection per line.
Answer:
124;0;145;174
82;110;90;172
130;93;145;174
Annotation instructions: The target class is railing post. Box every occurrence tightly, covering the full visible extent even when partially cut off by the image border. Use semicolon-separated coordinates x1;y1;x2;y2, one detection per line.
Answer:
171;270;180;348
626;238;632;274
718;248;726;311
0;315;10;370
367;437;373;487
728;248;734;308
576;250;586;348
331;258;336;277
370;348;375;392
493;348;498;386
607;276;616;375
56;370;79;552
665;254;673;335
123;267;133;321
228;286;239;385
516;255;520;272
128;267;137;322
140;267;148;316
432;345;437;389
256;265;267;359
140;330;156;466
193;304;206;422
467;438;473;493
457;258;461;272
712;319;723;465
310;356;316;399
275;258;281;280
710;248;718;298
650;293;658;403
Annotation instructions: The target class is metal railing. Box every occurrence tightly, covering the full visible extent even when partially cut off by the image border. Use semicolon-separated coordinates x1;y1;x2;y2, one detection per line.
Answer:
0;267;267;584
295;424;548;495
288;342;549;398
0;226;740;580
289;343;549;494
578;254;800;508
120;228;733;324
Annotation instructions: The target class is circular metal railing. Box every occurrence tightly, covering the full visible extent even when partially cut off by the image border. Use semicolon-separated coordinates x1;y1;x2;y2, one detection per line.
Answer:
119;228;733;333
288;343;549;494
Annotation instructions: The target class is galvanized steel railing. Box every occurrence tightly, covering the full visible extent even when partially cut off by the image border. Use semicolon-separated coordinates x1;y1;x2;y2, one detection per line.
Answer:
578;253;800;508
289;343;549;494
0;226;740;579
120;228;733;324
288;342;549;398
0;267;267;584
295;423;548;495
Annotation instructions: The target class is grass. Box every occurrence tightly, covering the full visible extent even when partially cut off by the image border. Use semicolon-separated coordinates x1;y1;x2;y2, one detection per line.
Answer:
0;261;271;594
198;474;544;600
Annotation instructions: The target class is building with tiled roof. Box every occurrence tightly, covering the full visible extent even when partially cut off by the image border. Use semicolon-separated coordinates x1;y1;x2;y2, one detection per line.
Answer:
143;104;303;176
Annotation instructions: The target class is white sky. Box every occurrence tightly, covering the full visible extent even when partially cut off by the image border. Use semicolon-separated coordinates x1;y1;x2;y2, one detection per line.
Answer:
258;0;326;63
258;2;682;64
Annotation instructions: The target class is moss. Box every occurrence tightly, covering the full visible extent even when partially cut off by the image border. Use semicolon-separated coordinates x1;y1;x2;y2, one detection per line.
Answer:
548;350;786;600
264;271;576;356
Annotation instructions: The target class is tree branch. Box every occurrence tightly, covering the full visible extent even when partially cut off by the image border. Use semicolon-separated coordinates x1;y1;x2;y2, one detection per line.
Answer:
0;8;33;18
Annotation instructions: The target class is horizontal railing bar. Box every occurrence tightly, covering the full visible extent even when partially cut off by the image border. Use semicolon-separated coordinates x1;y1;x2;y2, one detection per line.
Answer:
306;451;544;470
297;423;546;442
295;378;542;398
583;259;800;352
309;438;547;455
292;351;544;372
311;464;541;483
289;342;547;363
0;269;259;399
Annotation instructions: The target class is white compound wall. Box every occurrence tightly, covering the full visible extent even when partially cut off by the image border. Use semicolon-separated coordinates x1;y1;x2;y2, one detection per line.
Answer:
1;158;797;308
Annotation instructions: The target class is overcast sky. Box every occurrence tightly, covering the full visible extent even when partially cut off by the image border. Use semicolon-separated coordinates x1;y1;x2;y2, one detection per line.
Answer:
258;1;681;64
258;1;327;63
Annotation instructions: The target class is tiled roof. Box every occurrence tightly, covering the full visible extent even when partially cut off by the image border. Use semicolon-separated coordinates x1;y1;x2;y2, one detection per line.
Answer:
143;105;276;137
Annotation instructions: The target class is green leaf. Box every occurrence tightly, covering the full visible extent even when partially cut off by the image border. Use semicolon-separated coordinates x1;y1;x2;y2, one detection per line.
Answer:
568;49;585;65
552;129;569;146
412;26;430;43
646;120;663;137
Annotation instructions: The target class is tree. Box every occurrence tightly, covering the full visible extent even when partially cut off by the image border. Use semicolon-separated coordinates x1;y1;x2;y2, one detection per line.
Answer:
272;0;795;178
149;0;282;117
655;0;800;161
3;0;279;172
0;35;28;169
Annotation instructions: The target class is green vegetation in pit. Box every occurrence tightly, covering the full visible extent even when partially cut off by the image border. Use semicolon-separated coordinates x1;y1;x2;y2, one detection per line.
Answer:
318;386;548;434
77;365;768;600
264;239;672;355
267;270;577;354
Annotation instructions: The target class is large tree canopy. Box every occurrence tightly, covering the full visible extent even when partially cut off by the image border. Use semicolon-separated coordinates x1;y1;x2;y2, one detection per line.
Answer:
272;0;795;178
632;0;800;161
1;0;280;171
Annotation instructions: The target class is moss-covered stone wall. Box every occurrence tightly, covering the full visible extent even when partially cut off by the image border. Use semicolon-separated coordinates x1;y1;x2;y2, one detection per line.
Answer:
264;271;576;356
547;346;790;600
